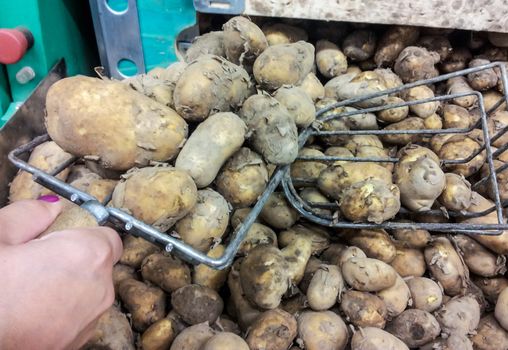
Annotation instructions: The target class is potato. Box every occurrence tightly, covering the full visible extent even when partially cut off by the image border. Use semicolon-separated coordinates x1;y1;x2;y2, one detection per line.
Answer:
324;71;359;100
435;295;480;335
223;16;267;67
260;192;299;229
391;226;430;249
193;244;229;290
406;277;442;312
83;306;134;350
446;76;477;108
390;244;426;277
355;145;394;171
424;236;468;296
423;113;443;130
474;276;508;304
141;253;190;293
281;292;308;316
377;275;411;317
389;309;441;347
467;58;498;91
112;166;197;231
452;235;506;277
69;173;117;204
333;71;388;108
417;35;452;61
119;235;160;268
496;287;508;331
212;317;241;335
342;257;397;292
343;30;377;61
185;31;225;62
215;148;268;208
394;148;445;211
433;134;486;177
245;309;297;350
342;229;396;263
200;332;248;350
227;260;262;330
337;246;367;267
238;223;277;255
471;314;508;350
394;46;440;83
341;290;387;328
374;26;420;67
124;74;173;107
318;163;392;200
442;104;475;129
171;284;223;325
240;94;298;165
488;110;508;148
440;47;472;73
112;264;137;293
339;179;400;223
274;86;316;128
400;85;438;119
307;264;343;311
299;188;332;217
175;189;229;252
483;89;507;112
262;22;308;45
175;112;246;187
253;41;314;90
377;97;409;123
46;76;187;171
279;224;330;255
299;256;325;293
315;39;347;78
324;147;354;166
351;326;409;350
420;334;473;350
344;135;384;153
298;72;325;102
118;279;166;332
381;117;426;145
169;322;215;350
140;318;176;350
297;311;348;350
174;55;252;121
9;141;73;201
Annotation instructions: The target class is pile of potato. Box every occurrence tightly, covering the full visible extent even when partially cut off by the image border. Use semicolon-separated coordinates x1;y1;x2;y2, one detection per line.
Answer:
8;14;508;350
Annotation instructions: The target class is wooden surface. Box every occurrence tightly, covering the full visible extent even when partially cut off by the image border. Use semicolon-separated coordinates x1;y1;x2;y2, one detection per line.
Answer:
244;0;508;33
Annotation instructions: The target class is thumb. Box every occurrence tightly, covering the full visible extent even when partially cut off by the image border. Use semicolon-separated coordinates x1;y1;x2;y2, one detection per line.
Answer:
0;197;63;245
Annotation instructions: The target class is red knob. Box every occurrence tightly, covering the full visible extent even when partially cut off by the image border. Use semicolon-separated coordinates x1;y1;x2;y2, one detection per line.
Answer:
0;28;30;64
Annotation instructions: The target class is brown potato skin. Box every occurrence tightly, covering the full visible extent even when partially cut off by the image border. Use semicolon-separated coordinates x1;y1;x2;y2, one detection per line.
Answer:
495;287;508;331
83;306;134;350
185;31;225;62
279;224;330;255
341;290;388;328
343;229;396;263
222;16;267;67
473;276;508;304
351;326;409;350
169;323;215;350
192;244;229;290
439;173;473;211
307;264;343;311
259;192;299;229
118;279;166;332
343;30;377;61
202;332;249;350
119;235;160;269
407;277;443;312
390;244;426;278
141;253;191;293
112;264;137;293
394;46;440;83
381;117;426;145
377;96;408;123
471;314;508;350
141;318;176;350
374;26;420;67
171;284;224;325
238;223;277;256
316;39;348;78
391;226;430;249
377;275;411;317
246;308;297;350
468;58;498;91
262;23;308;45
401;85;438;119
290;147;327;184
298;72;324;102
46;76;188;171
297;311;348;350
386;309;440;347
452;235;506;277
440;47;472;73
436;295;480;335
342;257;397;292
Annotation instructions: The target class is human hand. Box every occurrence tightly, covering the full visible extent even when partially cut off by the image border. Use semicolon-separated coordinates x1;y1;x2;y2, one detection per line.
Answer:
0;197;122;350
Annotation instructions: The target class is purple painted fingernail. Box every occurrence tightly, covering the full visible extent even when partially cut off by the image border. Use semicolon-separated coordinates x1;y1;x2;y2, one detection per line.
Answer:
37;195;60;203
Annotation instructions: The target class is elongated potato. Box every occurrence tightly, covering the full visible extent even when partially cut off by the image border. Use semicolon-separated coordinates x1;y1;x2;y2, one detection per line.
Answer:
299;188;332;217
253;41;314;90
439;173;473;211
171;284;223;325
377;275;411;317
420;333;473;350
342;257;397;292
297;311;348;350
186;31;225;62
452;235;506;277
279;224;330;255
238;223;277;255
246;309;297;350
496;287;508;331
240;94;298;165
262;22;308;45
374;26;420;67
112;166;197;231
298;72;325;102
401;85;438;118
386;309;440;347
141;253;191;293
222;16;267;67
407;277;443;312
381;117;425;145
446;76;477;108
175;189;229;252
391;226;430;249
175;112;246;187
46;76;188;171
435;295;480;335
83;306;135;350
174;55;252;121
316;39;348;78
260;192;299;229
351;327;409;350
390;244;426;277
307;264;343;311
140;317;176;350
377;96;409;123
342;229;396;263
471;314;508;350
193;244;229;290
433;134;486;177
341;290;388;328
334;71;388;108
274;86;316;128
424;236;468;296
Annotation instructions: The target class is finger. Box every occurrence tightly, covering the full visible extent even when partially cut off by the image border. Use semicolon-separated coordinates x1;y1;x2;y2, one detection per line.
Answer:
0;199;63;245
65;316;99;350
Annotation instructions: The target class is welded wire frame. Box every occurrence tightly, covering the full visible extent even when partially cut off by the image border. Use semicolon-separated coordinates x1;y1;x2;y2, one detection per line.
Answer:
282;62;508;235
8;135;286;269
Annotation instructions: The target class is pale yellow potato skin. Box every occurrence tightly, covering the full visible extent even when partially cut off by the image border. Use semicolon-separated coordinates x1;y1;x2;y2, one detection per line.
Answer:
46;76;188;171
342;257;397;292
140;318;176;350
84;306;134;350
297;311;348;350
202;332;249;350
351;327;409;350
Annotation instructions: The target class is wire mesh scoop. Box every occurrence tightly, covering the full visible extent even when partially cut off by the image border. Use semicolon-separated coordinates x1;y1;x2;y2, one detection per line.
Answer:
8;62;508;269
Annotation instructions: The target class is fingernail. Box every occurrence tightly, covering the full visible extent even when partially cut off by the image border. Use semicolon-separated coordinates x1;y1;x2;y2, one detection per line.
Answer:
37;195;60;203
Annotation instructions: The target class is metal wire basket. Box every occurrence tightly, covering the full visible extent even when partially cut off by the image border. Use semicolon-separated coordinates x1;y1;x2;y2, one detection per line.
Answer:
282;61;508;235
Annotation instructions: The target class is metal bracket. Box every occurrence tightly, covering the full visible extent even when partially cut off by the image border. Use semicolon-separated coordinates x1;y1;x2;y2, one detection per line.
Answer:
193;0;245;14
89;0;145;79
